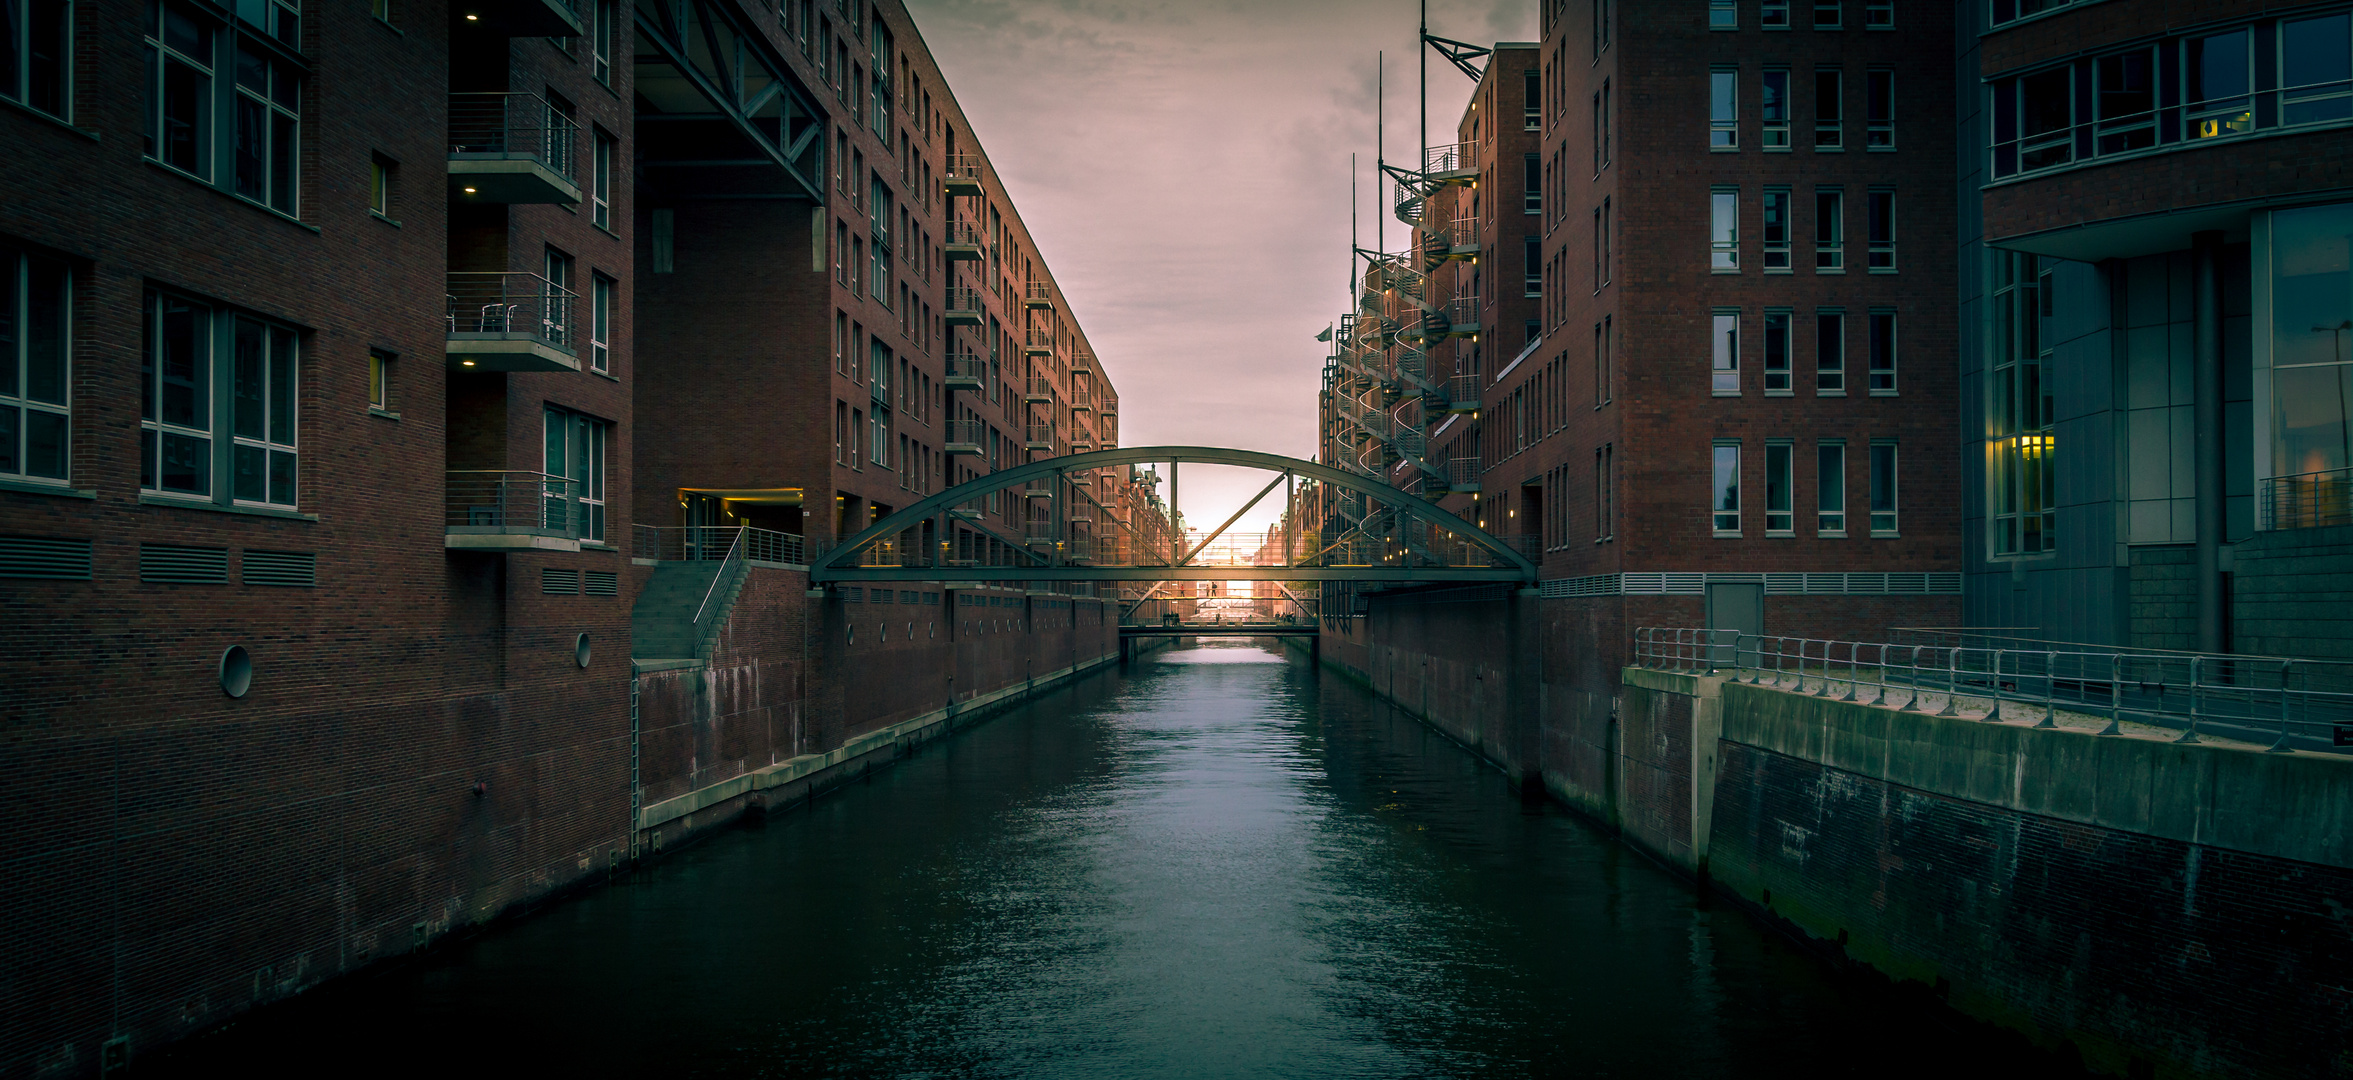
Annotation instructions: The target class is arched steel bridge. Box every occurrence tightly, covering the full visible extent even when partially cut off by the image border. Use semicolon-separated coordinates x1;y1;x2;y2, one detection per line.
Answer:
808;446;1535;585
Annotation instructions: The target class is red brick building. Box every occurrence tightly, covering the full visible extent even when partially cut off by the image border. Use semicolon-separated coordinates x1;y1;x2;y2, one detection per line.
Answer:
0;0;1122;1070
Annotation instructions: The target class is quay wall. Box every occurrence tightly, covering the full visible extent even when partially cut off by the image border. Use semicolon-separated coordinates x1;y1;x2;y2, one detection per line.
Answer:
1313;592;2348;1079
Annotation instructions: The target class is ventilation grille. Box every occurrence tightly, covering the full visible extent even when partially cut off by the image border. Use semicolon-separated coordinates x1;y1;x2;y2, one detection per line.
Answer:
243;550;316;588
542;568;580;595
1537;571;1964;598
0;535;92;580
584;570;618;596
141;544;229;583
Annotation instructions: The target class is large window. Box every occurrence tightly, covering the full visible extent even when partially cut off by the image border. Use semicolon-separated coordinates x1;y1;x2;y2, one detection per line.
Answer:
1762;68;1790;149
1710;187;1738;271
1762;186;1791;271
1815;187;1844;271
1868;309;1896;393
1816;310;1844;394
1763;309;1791;393
145;1;302;214
141;290;299;508
1815;68;1843;150
1712;310;1739;395
545;407;607;542
1990;251;2055;554
1870;441;1898;535
2;0;70;119
1710;68;1737;149
0;248;69;483
1867;188;1895;271
1817;441;1846;535
2269;202;2353;491
1765;441;1794;535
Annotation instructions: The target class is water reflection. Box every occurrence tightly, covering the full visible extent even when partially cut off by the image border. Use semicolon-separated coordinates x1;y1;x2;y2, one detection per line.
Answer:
148;639;2078;1079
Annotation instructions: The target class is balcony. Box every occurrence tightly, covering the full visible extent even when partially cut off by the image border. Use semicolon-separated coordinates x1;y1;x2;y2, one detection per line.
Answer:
451;0;582;37
1025;281;1055;311
1023;481;1055;500
945;220;984;262
944;153;983;196
449;93;581;204
2261;467;2353;531
1441;296;1481;338
446;273;579;371
1070;433;1095;452
1101;394;1117;416
944;352;986;389
1024;424;1056;452
945;287;984;326
1024;377;1055;404
445;471;583;551
1447;456;1481;493
1071;349;1093;372
1423;141;1478;183
1069;384;1093;413
1444;373;1481;413
944;419;986;455
1024;328;1054;356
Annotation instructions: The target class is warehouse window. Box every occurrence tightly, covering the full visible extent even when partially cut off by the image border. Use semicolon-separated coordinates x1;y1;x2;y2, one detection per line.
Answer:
3;0;71;119
1;248;70;483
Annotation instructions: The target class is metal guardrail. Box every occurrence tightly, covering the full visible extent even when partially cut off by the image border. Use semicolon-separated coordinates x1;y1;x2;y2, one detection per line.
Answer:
944;352;986;385
1424;141;1477;175
692;526;746;630
633;525;811;566
945;419;989;447
2260;466;2353;530
946;287;984;317
448;92;578;180
1633;627;2353;753
944;153;983;186
447;471;578;535
446;272;577;348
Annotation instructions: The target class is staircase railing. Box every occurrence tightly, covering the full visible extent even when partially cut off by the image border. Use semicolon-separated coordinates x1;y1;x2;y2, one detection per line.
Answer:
691;525;748;636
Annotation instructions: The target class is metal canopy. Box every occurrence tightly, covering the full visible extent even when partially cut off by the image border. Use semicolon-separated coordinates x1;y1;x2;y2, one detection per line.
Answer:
633;0;825;201
810;446;1537;585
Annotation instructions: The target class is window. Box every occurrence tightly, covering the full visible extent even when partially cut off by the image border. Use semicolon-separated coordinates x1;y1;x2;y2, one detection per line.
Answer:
366;351;391;412
833;311;848;375
2092;49;2157;154
1995;255;2051;557
2;0;70;119
1869;441;1897;534
1815;187;1844;271
2185;30;2252;141
141;292;211;496
1713;442;1741;534
1867;188;1894;270
1765;441;1794;535
1991;0;2083;25
2283;14;2353;126
545;407;607;542
1762;0;1789;30
1709;0;1735;30
1868;309;1896;393
589;274;613;373
1594;316;1610;405
1813;1;1840;29
834;401;849;465
227;316;298;508
1592;0;1608;56
1865;69;1894;148
1814;68;1842;149
232;44;301;214
1865;0;1891;27
1816;441;1846;535
368;155;394;218
1816;309;1844;393
592;128;614;230
1;248;69;482
1595;444;1613;539
1598;81;1610;169
870;407;890;467
593;0;615;84
1524;70;1540;129
1762;187;1791;271
1523;154;1541;214
1710;188;1738;271
1763;309;1792;393
1712;310;1739;395
1710;68;1737;149
1763;68;1790;149
146;4;214;176
834;220;848;284
1992;67;2073;177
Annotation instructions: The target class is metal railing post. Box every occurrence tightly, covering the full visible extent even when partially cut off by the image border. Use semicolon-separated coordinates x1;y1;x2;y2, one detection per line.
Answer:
2037;651;2058;728
1937;648;1963;716
1987;650;2004;721
2099;654;2124;736
1842;641;1861;702
2177;656;2203;743
2268;659;2296;753
1901;646;1923;711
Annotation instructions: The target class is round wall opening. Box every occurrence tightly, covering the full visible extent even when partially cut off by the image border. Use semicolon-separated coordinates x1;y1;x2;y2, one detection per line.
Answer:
575;632;593;669
219;645;253;698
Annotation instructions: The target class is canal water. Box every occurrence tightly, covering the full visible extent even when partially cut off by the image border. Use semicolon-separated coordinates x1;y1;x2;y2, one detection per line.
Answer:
150;640;2080;1078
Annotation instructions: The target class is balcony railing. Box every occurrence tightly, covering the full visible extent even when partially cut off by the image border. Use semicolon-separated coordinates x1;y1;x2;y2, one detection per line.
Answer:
1447;456;1481;492
633;524;810;566
449;92;580;198
1071;350;1093;372
1024;328;1055;354
1069;384;1093;410
1100;394;1117;415
1025;281;1054;309
1024;377;1056;403
945;287;984;323
944;418;988;453
446;470;580;541
1423;141;1478;178
446;272;579;371
1024;424;1057;450
944;352;986;388
2261;467;2353;531
944;153;984;194
944;220;983;259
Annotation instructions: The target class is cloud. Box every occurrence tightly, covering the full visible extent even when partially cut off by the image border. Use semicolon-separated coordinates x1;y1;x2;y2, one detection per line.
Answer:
903;0;1534;525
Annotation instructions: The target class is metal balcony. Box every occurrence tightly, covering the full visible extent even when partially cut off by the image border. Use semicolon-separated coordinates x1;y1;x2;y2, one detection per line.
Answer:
1025;281;1055;311
1024;377;1055;404
1022;481;1055;500
446;272;579;372
445;471;582;550
1071;350;1093;372
1024;328;1054;356
945;287;984;326
944;352;986;389
1424;141;1478;182
944;153;983;196
1024;424;1056;452
945;220;983;262
1100;394;1117;416
944;419;986;455
451;0;582;37
1069;384;1093;413
1447;456;1482;493
1445;373;1481;412
1441;296;1481;338
2262;467;2353;530
1070;434;1095;452
449;93;581;204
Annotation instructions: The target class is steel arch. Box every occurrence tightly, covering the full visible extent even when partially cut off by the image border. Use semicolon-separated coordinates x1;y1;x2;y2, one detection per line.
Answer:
809;445;1535;585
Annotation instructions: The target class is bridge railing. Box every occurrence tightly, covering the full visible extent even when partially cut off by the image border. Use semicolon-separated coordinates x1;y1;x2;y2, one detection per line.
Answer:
1632;627;2353;753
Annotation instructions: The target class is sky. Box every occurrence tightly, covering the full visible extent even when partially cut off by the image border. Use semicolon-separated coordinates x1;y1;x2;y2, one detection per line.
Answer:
900;0;1538;532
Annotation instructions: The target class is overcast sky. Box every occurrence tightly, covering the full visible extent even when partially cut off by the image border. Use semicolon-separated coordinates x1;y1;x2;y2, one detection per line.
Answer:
902;0;1537;531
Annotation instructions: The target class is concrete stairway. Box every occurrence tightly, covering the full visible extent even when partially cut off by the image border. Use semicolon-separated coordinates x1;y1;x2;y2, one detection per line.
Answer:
630;560;746;662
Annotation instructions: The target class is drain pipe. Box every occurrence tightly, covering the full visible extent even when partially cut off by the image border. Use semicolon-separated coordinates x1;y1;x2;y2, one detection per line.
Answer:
2193;230;2224;654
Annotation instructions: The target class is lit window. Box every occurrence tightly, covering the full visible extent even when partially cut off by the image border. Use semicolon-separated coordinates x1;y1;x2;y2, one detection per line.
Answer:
366;351;391;412
2185;30;2253;140
0;248;70;483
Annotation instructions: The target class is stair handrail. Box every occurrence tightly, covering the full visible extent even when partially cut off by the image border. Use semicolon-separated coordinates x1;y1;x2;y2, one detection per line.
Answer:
691;525;748;633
